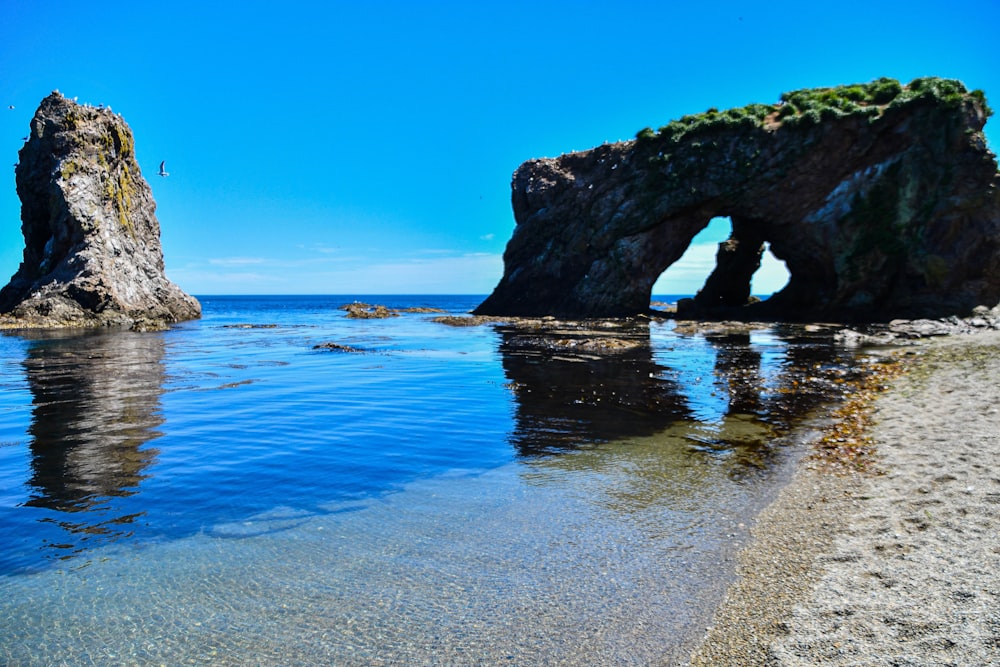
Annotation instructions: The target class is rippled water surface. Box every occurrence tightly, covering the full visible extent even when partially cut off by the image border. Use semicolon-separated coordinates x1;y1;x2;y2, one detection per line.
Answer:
0;295;861;665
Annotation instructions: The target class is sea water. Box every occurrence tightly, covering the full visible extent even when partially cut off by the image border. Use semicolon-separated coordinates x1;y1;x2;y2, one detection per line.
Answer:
0;295;860;665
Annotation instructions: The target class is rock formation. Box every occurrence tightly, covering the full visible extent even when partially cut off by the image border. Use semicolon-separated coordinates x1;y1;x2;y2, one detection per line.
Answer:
1;92;200;330
476;78;1000;321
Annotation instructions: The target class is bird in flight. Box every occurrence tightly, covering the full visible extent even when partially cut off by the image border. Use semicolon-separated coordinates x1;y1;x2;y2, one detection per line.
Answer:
158;161;169;177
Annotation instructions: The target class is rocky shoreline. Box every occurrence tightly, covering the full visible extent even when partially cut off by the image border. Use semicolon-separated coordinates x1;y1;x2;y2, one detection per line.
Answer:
688;331;1000;665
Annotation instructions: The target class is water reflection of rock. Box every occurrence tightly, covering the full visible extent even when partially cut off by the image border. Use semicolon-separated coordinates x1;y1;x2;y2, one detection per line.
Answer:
499;320;861;462
687;328;832;467
714;327;858;421
705;332;765;416
498;321;692;455
18;330;165;558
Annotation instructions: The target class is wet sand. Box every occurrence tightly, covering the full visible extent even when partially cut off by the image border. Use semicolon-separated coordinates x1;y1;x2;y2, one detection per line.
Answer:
689;331;1000;666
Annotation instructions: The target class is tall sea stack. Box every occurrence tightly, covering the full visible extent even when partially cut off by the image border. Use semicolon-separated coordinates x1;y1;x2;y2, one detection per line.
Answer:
0;92;200;330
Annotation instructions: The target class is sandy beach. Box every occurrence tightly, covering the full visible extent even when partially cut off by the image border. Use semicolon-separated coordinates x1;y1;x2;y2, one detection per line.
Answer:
689;330;1000;666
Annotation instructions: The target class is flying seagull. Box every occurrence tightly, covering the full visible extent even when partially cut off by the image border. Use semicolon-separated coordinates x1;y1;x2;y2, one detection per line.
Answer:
158;161;169;177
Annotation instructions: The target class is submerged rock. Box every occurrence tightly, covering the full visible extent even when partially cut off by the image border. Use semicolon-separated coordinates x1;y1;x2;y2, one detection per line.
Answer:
477;78;1000;321
398;306;447;314
340;302;399;319
433;314;519;327
339;303;448;319
0;92;200;330
222;323;279;329
313;341;367;353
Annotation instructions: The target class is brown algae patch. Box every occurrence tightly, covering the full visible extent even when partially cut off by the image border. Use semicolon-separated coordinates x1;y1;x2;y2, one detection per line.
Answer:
808;354;909;473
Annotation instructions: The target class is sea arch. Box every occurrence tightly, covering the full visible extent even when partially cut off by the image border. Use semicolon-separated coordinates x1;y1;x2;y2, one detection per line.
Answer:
475;79;1000;321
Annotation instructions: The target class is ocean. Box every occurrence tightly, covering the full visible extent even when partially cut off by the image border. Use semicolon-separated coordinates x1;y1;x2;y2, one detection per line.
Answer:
0;295;862;665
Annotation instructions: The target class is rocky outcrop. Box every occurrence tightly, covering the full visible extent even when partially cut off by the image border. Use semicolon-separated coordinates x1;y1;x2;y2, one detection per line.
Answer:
835;303;1000;346
476;78;1000;321
1;92;200;330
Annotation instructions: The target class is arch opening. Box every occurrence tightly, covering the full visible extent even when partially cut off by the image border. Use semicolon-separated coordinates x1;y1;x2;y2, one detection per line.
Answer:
651;217;791;311
651;216;730;303
751;243;791;300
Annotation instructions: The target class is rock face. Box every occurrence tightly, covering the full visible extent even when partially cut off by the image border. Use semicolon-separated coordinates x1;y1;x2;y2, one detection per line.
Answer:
0;92;200;330
476;78;1000;321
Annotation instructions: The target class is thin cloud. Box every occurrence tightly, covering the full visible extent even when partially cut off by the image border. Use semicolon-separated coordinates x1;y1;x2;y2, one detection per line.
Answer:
177;250;503;295
208;257;268;267
300;243;340;255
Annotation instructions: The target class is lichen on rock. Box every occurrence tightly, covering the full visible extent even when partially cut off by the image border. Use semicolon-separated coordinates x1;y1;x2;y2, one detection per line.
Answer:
476;77;1000;321
0;92;200;330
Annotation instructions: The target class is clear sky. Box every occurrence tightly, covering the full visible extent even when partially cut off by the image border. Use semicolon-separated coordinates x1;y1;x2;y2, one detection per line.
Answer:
1;1;998;296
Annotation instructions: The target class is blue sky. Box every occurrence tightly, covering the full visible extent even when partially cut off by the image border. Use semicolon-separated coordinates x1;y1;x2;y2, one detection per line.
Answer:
2;1;998;296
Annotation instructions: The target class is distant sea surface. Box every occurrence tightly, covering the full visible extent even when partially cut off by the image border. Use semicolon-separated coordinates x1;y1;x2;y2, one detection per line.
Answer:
0;295;860;665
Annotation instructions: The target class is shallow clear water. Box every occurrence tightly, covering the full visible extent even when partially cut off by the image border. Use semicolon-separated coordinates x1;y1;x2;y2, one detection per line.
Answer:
0;295;859;665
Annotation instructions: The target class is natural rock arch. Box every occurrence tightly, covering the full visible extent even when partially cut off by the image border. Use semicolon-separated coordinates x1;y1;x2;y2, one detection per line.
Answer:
476;78;1000;321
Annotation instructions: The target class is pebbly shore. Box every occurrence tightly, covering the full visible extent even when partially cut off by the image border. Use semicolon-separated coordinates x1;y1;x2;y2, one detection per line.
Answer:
689;331;1000;666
